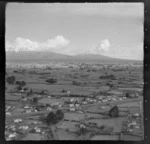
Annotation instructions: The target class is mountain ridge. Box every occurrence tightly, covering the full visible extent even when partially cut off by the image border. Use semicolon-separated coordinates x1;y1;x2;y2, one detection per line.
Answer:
6;51;141;62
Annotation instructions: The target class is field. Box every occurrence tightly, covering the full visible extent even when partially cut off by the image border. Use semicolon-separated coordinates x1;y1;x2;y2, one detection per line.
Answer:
5;60;143;140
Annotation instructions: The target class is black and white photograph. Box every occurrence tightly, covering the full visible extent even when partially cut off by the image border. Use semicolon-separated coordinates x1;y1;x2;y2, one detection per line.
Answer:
5;2;144;140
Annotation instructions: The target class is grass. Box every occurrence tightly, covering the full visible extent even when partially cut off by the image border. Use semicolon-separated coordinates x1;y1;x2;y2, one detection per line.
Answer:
5;63;143;140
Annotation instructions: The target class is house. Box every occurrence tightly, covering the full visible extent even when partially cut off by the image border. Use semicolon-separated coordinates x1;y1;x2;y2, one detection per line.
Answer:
69;108;76;111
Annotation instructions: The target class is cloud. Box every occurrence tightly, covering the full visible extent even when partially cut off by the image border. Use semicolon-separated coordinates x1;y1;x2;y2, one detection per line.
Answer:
90;39;111;54
45;36;70;48
100;39;110;52
6;36;70;52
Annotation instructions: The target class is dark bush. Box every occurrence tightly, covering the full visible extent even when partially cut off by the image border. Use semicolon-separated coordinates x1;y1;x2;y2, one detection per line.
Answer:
45;78;57;84
20;81;26;87
108;105;119;118
62;89;67;93
16;86;22;91
46;104;50;107
99;125;105;130
109;74;115;80
26;92;30;97
72;81;80;86
15;81;21;85
46;112;58;125
40;90;49;95
24;87;28;91
30;89;33;94
56;110;64;121
13;70;18;73
33;97;38;103
99;74;115;80
6;76;16;85
27;89;33;96
79;126;88;136
125;93;130;98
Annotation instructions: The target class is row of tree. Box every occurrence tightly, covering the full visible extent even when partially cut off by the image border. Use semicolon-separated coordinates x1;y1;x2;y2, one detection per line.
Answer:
45;78;57;84
99;74;116;80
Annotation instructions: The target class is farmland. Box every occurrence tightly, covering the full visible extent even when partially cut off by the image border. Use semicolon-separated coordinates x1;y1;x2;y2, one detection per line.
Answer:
5;60;143;140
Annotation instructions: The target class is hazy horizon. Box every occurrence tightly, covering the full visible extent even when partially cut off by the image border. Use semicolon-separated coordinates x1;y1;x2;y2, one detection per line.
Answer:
6;3;144;60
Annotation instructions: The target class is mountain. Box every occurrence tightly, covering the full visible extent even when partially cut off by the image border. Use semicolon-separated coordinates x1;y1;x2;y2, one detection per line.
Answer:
6;51;72;60
72;54;114;60
6;51;119;60
6;51;141;63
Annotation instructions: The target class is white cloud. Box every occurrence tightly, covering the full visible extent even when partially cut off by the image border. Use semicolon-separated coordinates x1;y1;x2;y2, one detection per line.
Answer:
46;36;70;48
100;39;110;52
90;39;111;54
6;36;70;52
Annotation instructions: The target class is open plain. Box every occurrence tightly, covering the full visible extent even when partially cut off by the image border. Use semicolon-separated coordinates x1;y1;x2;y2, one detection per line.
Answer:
5;59;143;140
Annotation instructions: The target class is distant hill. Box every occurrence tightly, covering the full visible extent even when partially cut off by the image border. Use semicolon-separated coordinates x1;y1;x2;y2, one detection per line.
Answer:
6;51;142;64
72;54;115;60
6;51;72;60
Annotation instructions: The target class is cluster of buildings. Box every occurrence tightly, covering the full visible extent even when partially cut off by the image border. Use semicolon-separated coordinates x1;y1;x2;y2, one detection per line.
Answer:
122;113;141;134
5;116;46;141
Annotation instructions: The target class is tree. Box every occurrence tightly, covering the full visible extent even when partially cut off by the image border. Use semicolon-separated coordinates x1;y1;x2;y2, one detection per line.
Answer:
33;97;38;103
27;89;33;96
56;110;64;121
46;112;58;125
125;93;130;98
45;78;57;84
78;126;88;136
16;86;22;91
62;89;67;93
72;81;80;86
6;76;15;85
108;105;119;118
30;89;33;94
15;81;21;85
20;81;26;87
13;70;18;73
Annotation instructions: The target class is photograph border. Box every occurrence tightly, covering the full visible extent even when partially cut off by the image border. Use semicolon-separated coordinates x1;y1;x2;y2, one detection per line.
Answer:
0;0;149;143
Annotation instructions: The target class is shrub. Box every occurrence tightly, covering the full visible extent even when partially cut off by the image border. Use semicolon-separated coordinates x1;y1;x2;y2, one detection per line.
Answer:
99;74;115;80
125;93;130;98
13;70;18;73
46;112;58;125
79;127;88;136
27;89;33;96
30;89;33;94
56;110;64;121
16;86;22;91
33;97;38;103
6;76;15;85
62;89;67;93
24;87;28;91
40;90;49;95
15;80;26;87
45;78;57;84
108;105;119;118
15;81;21;85
20;81;26;87
72;81;80;86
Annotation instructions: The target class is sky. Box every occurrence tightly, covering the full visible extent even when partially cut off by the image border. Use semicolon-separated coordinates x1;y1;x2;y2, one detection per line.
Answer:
6;3;144;60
